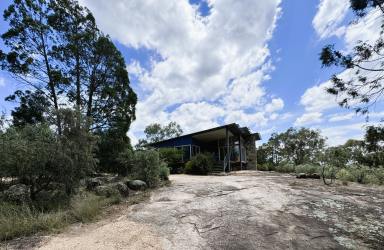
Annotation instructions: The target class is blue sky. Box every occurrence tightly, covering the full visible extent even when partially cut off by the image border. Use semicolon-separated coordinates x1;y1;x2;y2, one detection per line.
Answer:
0;0;382;146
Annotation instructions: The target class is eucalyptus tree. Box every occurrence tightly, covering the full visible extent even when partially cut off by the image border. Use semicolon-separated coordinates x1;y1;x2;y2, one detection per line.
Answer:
320;0;384;117
0;0;66;134
1;0;137;135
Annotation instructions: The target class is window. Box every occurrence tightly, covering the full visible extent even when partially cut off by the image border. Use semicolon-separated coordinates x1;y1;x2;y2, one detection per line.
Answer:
175;145;191;162
192;145;200;156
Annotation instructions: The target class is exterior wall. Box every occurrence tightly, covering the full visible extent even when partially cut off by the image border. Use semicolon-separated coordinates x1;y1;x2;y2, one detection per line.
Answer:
244;135;257;170
152;135;193;148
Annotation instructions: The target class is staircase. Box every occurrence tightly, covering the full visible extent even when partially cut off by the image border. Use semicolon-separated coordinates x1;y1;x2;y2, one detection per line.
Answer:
211;147;233;173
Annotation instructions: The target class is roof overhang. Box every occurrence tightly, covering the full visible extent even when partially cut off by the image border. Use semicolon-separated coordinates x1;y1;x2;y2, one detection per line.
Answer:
148;123;260;146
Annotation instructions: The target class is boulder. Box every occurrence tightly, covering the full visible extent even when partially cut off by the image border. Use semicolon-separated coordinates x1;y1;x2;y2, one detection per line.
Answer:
127;180;147;190
112;182;130;197
296;173;307;179
309;173;321;179
296;173;321;179
94;185;119;197
86;178;103;191
3;184;31;204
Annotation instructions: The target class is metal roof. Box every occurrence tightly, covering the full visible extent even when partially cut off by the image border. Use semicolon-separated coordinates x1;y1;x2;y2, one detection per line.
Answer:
148;123;261;146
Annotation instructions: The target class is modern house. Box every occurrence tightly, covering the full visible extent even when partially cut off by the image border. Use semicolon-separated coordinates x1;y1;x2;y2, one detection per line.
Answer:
149;123;261;172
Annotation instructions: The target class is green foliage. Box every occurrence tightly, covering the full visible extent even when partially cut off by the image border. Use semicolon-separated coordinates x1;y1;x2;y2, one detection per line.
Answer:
275;163;296;173
0;121;97;200
158;147;183;173
1;0;137;135
259;127;325;166
133;150;162;188
257;164;270;171
5;90;50;127
336;166;384;185
97;128;133;176
184;153;213;175
295;164;321;175
336;168;355;184
0;192;118;241
116;148;135;176
159;163;170;181
137;122;183;148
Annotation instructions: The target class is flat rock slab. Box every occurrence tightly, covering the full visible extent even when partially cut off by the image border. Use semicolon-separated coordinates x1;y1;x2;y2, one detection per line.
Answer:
9;171;384;249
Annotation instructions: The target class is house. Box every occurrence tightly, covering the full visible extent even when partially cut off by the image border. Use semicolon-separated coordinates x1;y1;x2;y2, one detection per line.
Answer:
149;123;261;172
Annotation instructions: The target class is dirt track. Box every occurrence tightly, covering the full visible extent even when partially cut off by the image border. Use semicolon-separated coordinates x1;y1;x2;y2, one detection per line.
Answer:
9;171;384;249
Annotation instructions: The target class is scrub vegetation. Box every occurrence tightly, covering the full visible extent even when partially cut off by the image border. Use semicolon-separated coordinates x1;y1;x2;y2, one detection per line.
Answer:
0;0;169;242
258;126;384;185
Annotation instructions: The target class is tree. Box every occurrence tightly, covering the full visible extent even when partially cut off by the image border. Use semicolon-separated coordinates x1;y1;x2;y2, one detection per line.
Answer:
364;125;384;166
1;0;137;136
0;0;65;134
320;0;384;117
140;122;183;146
263;127;326;165
5;90;50;127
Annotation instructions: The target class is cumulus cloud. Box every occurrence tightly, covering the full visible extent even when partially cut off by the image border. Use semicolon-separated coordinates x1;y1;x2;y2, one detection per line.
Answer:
312;0;349;39
303;9;383;113
294;112;323;126
328;112;355;122
80;0;283;141
319;122;378;146
265;98;284;113
300;80;338;112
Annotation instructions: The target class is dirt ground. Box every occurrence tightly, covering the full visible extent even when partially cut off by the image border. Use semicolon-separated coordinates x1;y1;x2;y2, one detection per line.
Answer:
4;171;384;250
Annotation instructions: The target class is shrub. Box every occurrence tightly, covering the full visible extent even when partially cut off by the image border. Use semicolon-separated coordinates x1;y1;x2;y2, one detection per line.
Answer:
275;163;295;173
0;123;97;200
184;153;213;175
348;165;370;184
373;167;384;185
336;168;354;185
257;164;269;171
295;164;321;175
158;148;183;174
159;163;170;181
116;148;135;176
133;150;161;188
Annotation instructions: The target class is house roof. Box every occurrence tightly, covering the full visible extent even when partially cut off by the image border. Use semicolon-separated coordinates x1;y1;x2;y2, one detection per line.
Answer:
148;123;261;146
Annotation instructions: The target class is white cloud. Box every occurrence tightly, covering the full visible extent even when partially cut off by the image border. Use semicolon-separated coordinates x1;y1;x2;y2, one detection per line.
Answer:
265;98;284;113
0;77;5;87
328;112;355;122
294;112;323;126
312;0;349;39
80;0;283;141
300;80;338;112
303;9;384;114
344;9;383;51
318;122;376;146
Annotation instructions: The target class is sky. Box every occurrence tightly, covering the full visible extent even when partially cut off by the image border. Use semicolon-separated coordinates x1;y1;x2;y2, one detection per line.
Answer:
0;0;383;146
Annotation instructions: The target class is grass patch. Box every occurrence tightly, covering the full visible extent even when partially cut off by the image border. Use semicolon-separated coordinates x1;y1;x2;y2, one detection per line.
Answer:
0;192;121;241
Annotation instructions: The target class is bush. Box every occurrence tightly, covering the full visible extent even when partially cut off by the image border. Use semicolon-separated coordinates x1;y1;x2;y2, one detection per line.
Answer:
158;148;183;174
184;153;213;175
295;164;321;175
0;122;97;200
159;163;170;181
275;163;295;173
133;150;162;188
373;167;384;185
348;165;370;184
336;168;354;184
257;164;270;171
